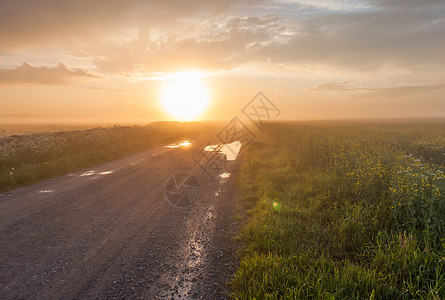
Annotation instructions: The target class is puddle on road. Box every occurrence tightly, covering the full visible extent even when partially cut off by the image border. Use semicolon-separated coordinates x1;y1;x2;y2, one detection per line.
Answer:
217;172;231;185
80;170;95;177
164;141;192;149
79;170;114;177
39;190;54;194
219;172;230;179
204;141;241;161
172;204;216;299
98;171;113;175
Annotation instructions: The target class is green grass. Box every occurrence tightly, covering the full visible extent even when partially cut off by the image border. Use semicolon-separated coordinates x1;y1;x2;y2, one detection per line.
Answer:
0;122;215;193
232;121;445;299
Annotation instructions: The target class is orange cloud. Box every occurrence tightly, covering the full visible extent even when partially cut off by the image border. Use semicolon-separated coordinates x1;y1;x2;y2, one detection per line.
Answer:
0;63;98;86
310;81;445;99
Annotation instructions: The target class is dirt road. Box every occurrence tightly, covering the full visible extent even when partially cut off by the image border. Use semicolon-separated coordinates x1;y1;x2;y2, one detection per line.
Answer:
0;140;242;299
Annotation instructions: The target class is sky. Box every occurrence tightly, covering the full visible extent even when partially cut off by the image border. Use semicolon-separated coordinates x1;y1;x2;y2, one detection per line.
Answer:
0;0;444;123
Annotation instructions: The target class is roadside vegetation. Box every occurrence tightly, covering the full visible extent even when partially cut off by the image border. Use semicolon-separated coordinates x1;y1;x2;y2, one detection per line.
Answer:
232;121;445;299
0;122;213;193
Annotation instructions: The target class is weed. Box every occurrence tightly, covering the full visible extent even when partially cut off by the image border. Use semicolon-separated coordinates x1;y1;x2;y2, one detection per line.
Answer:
232;121;445;299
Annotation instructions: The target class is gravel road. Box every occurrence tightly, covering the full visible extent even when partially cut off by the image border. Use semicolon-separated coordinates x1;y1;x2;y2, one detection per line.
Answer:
0;140;242;299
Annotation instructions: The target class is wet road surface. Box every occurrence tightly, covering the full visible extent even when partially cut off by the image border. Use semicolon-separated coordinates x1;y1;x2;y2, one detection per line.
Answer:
0;140;242;299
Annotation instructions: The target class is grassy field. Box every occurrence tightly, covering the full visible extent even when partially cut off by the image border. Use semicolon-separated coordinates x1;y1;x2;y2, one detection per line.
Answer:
232;121;445;299
0;122;214;193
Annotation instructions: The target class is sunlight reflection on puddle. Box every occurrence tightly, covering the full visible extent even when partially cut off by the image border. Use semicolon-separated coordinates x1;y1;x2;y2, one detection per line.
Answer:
218;172;231;185
98;171;113;175
39;190;54;194
204;141;241;161
79;170;95;177
219;172;230;179
175;204;216;297
164;141;192;149
79;170;114;177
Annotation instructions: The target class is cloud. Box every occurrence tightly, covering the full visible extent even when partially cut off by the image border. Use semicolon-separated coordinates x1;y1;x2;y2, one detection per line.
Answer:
93;0;445;74
0;0;239;51
370;0;444;8
248;3;445;72
310;81;445;98
276;0;372;12
0;0;444;76
309;81;358;91
0;63;98;85
359;84;445;99
88;86;128;93
92;15;279;73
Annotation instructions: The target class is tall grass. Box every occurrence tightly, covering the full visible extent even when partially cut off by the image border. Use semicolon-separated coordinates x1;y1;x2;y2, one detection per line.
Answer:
0;122;214;193
232;121;445;299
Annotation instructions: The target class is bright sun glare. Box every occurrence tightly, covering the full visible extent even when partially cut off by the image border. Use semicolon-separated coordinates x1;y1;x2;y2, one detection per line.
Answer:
160;72;210;121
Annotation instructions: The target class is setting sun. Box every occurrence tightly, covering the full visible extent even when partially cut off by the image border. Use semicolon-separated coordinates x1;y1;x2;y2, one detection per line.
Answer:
160;72;210;121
